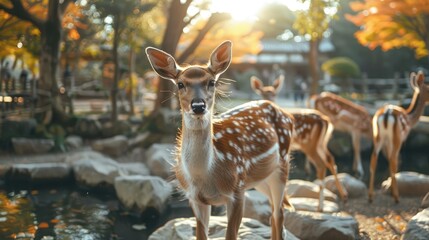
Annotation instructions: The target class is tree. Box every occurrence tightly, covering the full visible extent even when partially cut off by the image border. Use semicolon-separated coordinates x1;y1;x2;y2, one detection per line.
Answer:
153;0;232;112
322;56;360;90
0;0;77;124
293;0;340;95
92;0;156;122
347;0;429;59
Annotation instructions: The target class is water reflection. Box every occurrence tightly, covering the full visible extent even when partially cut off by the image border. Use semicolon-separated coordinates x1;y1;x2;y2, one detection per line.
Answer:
0;188;148;240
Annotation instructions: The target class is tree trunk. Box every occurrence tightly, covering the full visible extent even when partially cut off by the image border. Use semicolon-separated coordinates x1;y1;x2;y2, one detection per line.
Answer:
309;38;320;95
128;44;135;115
36;20;67;124
155;0;191;111
111;12;121;122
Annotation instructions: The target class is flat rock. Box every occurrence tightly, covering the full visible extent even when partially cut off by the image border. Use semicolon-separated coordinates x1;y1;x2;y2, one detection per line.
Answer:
6;163;72;183
91;135;129;157
149;216;299;240
284;210;359;240
12;138;54;155
382;172;429;197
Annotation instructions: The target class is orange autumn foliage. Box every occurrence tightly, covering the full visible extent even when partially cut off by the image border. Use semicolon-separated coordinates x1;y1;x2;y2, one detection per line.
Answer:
346;0;429;58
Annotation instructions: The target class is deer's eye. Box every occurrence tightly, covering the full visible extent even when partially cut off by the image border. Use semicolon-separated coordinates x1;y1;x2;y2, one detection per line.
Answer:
208;80;215;88
177;82;185;90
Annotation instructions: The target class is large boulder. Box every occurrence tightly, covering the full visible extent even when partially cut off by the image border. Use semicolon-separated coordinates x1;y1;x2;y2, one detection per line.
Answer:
11;138;54;155
145;143;176;179
323;173;366;198
68;150;147;187
401;208;429;240
148;216;299;240
382;172;429;197
91;135;129;157
114;175;173;213
287;179;338;202
284;211;359;240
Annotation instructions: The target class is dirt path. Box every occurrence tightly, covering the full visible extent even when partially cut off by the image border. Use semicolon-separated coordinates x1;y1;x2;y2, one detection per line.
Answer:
340;190;423;240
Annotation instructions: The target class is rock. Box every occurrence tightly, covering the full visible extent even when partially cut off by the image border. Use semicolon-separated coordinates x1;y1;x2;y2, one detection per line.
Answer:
120;162;150;176
422;192;429;208
114;175;173;213
287;179;338;202
91;135;129;157
243;190;272;225
69;150;149;188
64;150;106;164
401;208;429;240
64;135;83;150
149;216;299;240
73;117;102;138
6;163;72;184
289;198;339;213
128;132;151;149
71;153;127;187
12;138;54;155
382;172;429;197
145;143;175;179
284;211;359;240
323;173;366;198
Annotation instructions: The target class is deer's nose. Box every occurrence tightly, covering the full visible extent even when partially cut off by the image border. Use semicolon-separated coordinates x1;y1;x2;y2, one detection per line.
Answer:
191;98;206;114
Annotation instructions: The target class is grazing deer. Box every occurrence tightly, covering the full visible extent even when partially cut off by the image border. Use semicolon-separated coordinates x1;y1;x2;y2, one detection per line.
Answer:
251;76;348;211
308;92;372;179
368;72;429;203
146;41;295;240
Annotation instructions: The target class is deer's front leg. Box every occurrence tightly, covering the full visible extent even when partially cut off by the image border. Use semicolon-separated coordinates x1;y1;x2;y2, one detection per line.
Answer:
190;200;211;240
225;191;244;240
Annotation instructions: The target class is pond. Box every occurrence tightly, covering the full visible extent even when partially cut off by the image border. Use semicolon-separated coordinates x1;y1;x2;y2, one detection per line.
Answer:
0;186;192;240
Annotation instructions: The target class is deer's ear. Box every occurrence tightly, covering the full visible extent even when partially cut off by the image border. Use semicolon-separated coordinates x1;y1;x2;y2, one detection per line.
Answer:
410;72;418;90
209;41;232;77
416;71;425;87
146;47;180;82
273;75;284;93
250;76;264;93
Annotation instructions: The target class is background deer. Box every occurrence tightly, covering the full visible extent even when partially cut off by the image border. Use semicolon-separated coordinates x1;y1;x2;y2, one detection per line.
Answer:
308;92;373;179
251;76;348;212
368;72;429;203
146;41;295;240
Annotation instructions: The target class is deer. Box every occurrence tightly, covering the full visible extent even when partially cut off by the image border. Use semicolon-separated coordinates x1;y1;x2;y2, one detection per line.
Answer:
146;41;295;240
308;92;373;179
368;71;429;203
251;76;348;212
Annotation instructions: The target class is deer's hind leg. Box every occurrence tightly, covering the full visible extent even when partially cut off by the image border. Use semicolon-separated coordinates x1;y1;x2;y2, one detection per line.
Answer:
255;160;289;240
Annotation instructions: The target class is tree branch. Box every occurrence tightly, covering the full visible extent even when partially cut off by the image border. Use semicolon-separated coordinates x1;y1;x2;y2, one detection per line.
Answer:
177;12;231;63
7;0;44;29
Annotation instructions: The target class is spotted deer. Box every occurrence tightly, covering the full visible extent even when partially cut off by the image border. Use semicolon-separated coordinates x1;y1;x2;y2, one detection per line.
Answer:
146;41;295;240
251;76;348;211
308;92;373;179
369;72;429;203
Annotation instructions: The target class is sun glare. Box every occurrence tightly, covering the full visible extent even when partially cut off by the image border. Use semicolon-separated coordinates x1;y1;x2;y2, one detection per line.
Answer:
210;0;304;21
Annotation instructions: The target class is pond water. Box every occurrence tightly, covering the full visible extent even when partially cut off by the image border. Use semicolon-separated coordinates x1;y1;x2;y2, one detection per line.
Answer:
0;186;192;240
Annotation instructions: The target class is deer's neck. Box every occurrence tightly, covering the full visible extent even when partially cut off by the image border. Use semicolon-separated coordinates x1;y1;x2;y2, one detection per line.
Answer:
180;122;215;180
406;91;425;127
